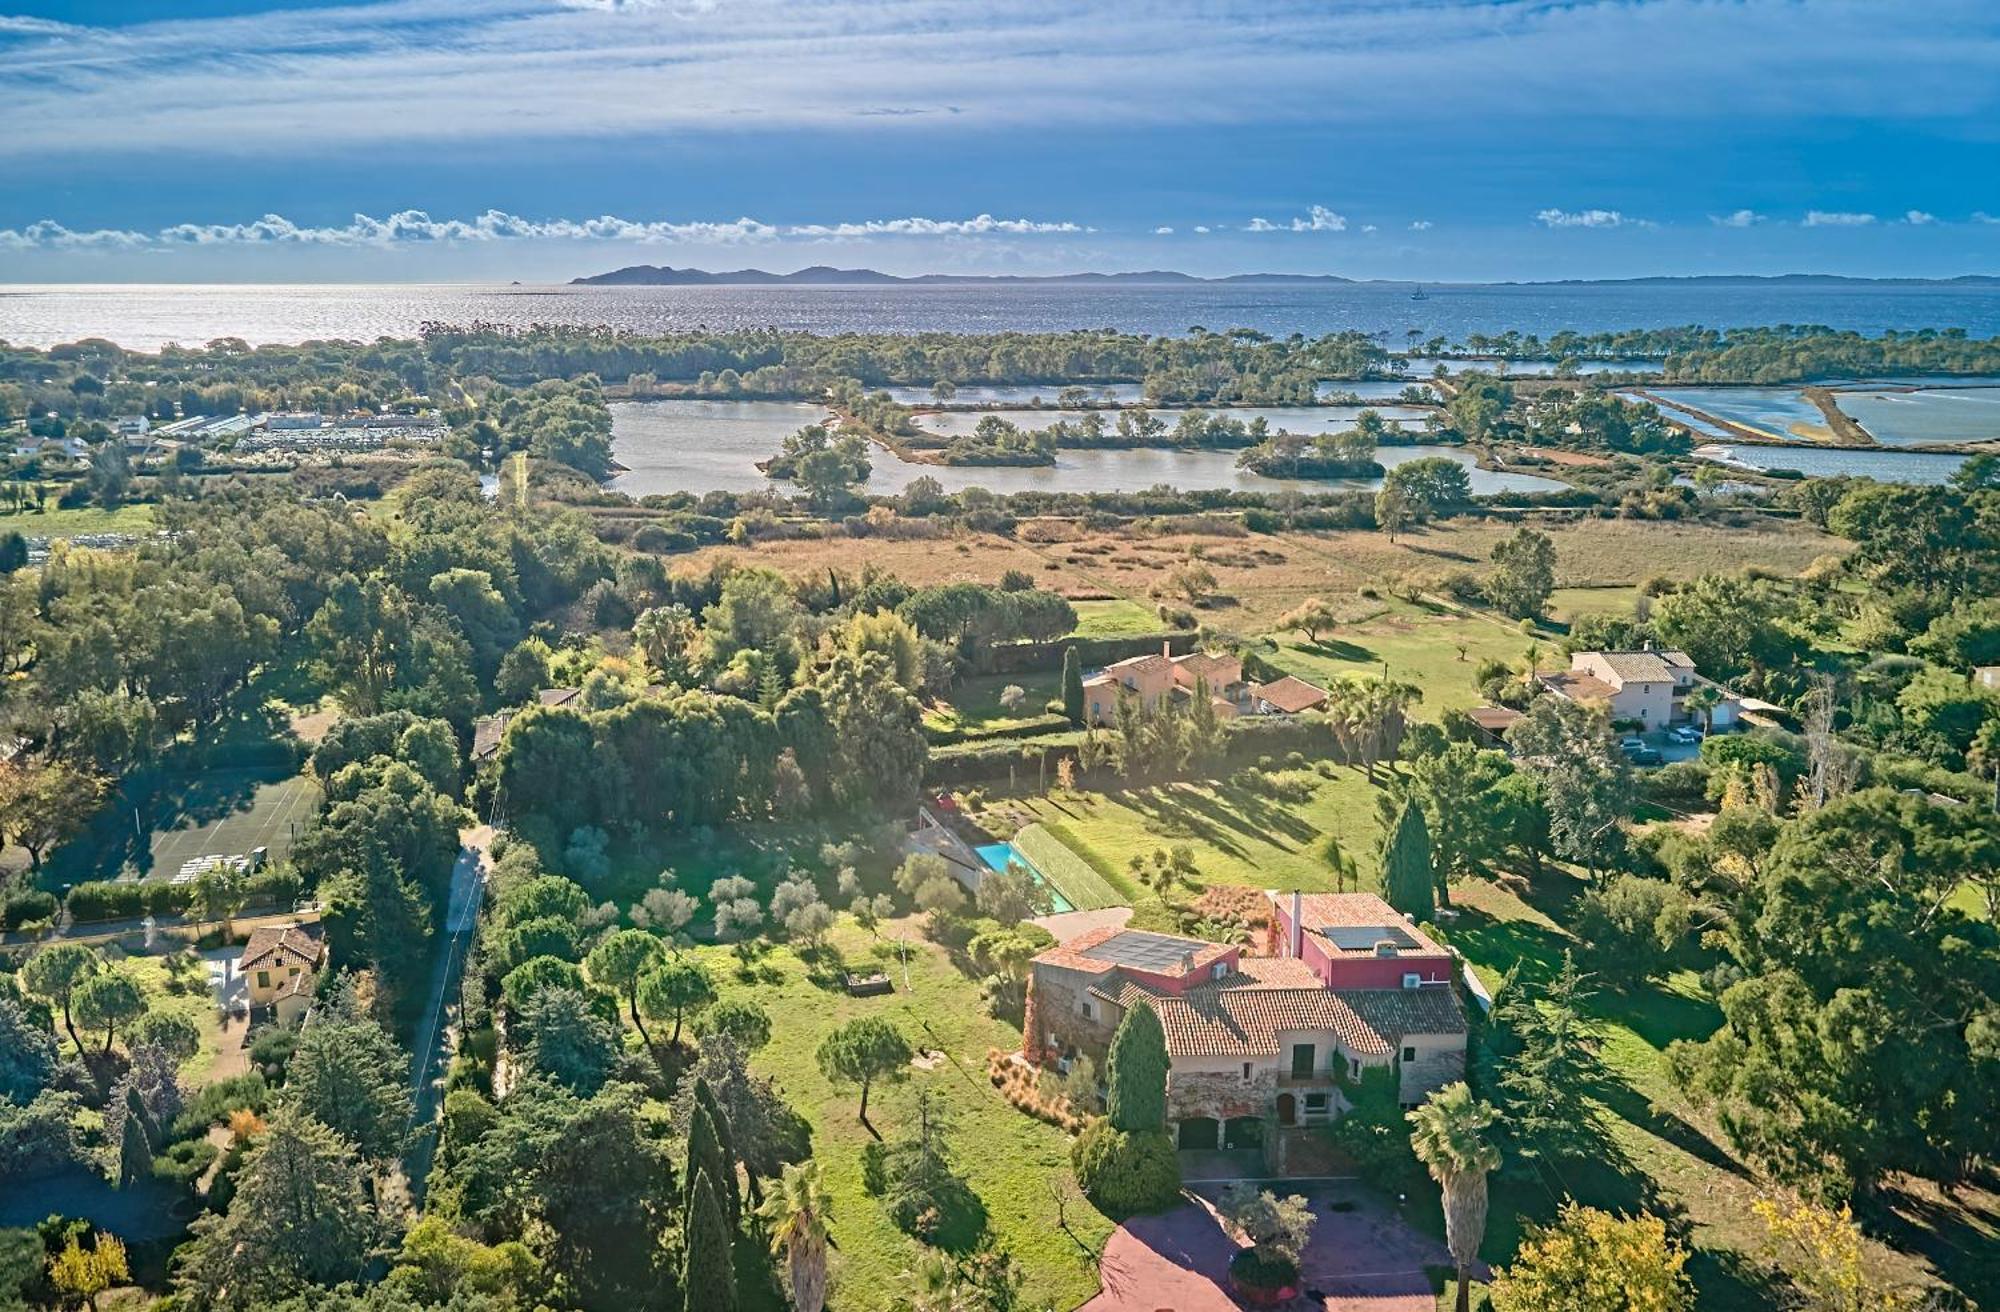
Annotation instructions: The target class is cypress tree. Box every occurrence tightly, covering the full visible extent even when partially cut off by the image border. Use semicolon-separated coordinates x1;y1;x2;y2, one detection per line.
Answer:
681;1170;736;1312
685;1096;737;1230
1061;646;1085;725
692;1077;741;1221
1383;800;1437;920
1104;1002;1169;1133
117;1103;153;1189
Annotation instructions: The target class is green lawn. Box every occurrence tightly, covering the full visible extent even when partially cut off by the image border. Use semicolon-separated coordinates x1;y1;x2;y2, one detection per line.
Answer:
0;500;157;540
923;671;1063;736
691;920;1112;1312
1259;600;1543;714
1003;766;1388;912
110;951;232;1085
1548;586;1641;624
1008;824;1124;911
1066;598;1164;639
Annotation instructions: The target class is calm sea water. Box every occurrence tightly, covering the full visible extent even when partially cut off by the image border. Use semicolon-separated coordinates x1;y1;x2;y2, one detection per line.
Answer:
3;281;1999;350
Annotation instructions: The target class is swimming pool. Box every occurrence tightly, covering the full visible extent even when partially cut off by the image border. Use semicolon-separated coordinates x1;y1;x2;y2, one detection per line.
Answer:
974;841;1075;915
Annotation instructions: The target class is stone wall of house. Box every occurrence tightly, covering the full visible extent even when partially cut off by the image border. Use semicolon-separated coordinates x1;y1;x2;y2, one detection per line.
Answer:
1397;1033;1467;1106
1167;1061;1277;1126
1026;966;1119;1061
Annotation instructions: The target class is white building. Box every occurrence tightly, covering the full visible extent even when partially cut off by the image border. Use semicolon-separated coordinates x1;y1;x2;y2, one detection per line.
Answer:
1538;648;1741;731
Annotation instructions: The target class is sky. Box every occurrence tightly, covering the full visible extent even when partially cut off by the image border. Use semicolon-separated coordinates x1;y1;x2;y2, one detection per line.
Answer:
2;0;1998;282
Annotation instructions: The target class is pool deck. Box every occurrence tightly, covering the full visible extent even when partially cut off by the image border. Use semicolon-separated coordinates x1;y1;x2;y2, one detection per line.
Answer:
1030;905;1132;943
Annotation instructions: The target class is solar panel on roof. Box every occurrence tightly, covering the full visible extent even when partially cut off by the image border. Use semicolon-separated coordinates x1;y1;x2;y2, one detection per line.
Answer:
1317;924;1420;952
1081;930;1205;971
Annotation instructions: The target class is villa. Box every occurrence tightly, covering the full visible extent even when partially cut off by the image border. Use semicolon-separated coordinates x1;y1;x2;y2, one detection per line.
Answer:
1024;891;1466;1169
239;921;326;1025
1080;644;1330;726
1538;648;1740;731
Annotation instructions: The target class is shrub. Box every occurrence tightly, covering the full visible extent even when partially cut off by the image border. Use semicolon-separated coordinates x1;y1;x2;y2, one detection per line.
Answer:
66;881;192;923
986;1049;1086;1133
0;889;58;930
1071;1119;1181;1215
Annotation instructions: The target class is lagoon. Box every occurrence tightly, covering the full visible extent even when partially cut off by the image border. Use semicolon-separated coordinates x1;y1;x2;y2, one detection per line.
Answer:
1643;387;1833;442
1693;443;1971;485
912;405;1433;440
607;400;1561;498
1832;386;2000;447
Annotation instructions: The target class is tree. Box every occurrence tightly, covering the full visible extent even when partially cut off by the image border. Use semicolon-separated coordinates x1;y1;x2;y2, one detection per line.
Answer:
1405;742;1514;886
1509;696;1632;881
685;1087;739;1229
1407;1083;1503;1312
517;986;619;1094
1494;951;1602;1165
286;1012;412;1163
176;1106;385;1307
47;1231;128;1312
974;863;1053;924
585;928;667;1045
1060;646;1084;724
1163;558;1218;606
1376;485;1416;541
1218;1184;1316;1288
637;955;716;1047
72;970;146;1056
1683;683;1722;737
0;763;107;870
190;861;247;939
0;995;59;1104
1105;1002;1169;1133
1489;1202;1693;1312
117;1088;154;1189
695;997;773;1053
1751;1196;1920;1312
759;1159;832;1312
1381;799;1437;919
681;1171;736;1312
816;1016;912;1128
1382;456;1472;522
22;943;98;1058
1573;876;1689;987
1277;596;1341;645
1669;789;2000;1196
1486;528;1556;619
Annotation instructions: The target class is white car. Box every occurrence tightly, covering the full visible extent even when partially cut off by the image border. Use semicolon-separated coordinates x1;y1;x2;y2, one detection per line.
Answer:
1669;726;1704;745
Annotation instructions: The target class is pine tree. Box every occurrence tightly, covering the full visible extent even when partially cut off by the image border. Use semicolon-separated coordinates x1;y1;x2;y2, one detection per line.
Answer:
1061;645;1085;725
685;1096;737;1231
692;1077;741;1222
1105;1002;1169;1133
681;1171;737;1312
1382;799;1437;919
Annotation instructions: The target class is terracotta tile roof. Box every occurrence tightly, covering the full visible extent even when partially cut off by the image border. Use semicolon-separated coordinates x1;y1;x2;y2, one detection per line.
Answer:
1173;652;1242;686
1541;670;1618;701
1466;705;1523;732
1101;962;1463;1058
1102;653;1171;678
240;922;325;973
1251;675;1329;713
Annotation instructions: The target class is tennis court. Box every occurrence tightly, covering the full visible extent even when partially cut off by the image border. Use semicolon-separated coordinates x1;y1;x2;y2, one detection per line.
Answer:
144;770;322;882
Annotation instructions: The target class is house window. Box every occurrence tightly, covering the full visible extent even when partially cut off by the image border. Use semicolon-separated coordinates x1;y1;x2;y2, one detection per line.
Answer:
1402;1046;1417;1063
1349;1058;1361;1080
1289;1043;1315;1079
1211;961;1229;980
256;970;270;990
1241;1062;1253;1082
1304;1093;1329;1113
1079;998;1096;1020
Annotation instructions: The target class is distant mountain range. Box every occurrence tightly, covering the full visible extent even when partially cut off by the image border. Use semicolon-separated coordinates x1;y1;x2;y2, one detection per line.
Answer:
572;265;2000;288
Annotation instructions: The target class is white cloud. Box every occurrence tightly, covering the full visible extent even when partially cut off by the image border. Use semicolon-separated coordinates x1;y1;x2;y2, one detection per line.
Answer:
1153;226;1174;234
1536;208;1636;229
1408;220;1433;231
1804;210;1876;226
1246;205;1347;233
1903;209;1937;225
0;208;1084;250
1977;212;2000;224
1193;225;1211;234
1361;224;1377;233
1711;209;1765;227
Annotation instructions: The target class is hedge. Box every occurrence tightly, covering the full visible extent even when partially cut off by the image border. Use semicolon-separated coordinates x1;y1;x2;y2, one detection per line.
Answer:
984;632;1197;676
0;889;59;930
1010;824;1126;911
66;880;193;923
925;713;1366;788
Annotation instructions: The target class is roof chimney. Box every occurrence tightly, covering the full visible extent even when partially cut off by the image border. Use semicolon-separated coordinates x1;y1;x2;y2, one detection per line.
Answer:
1162;639;1172;660
1290;890;1303;959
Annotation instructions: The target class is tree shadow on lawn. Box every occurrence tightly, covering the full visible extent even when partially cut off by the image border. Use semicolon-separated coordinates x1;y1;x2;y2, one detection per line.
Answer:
1864;1175;2000;1309
1179;782;1320;850
1588;1072;1749;1181
1437;903;1568;986
1294;637;1379;663
1122;790;1251;862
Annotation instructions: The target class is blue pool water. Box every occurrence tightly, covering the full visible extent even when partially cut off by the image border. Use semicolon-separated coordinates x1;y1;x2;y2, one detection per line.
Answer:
974;841;1074;915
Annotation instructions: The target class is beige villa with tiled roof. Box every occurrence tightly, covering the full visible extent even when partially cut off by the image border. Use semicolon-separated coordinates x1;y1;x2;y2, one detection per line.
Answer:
1024;891;1466;1166
1539;648;1741;731
239;922;326;1023
1080;644;1330;727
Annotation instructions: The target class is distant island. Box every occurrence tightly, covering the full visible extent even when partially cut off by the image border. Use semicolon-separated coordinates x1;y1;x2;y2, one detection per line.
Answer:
573;265;2000;288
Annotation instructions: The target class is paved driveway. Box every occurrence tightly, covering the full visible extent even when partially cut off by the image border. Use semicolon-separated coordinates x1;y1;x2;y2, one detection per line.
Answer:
1082;1181;1456;1312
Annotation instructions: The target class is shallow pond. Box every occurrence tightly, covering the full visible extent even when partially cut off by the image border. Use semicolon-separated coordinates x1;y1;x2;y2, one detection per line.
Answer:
879;382;1146;406
1643;387;1833;442
1694;443;1971;485
1831;386;2000;447
608;400;1561;498
1399;356;1664;377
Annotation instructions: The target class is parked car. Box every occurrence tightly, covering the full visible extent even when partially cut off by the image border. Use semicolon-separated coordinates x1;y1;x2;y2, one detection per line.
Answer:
1619;737;1662;765
1668;725;1703;745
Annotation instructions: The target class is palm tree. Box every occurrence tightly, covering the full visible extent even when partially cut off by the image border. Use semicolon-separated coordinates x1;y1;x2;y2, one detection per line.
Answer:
758;1160;832;1312
1684;684;1722;737
1407;1082;1502;1312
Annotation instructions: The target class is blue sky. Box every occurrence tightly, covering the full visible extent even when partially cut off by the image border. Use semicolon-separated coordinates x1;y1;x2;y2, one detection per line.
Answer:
2;0;1998;282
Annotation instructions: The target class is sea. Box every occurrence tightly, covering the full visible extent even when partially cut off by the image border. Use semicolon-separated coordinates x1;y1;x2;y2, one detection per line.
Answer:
3;281;1999;350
